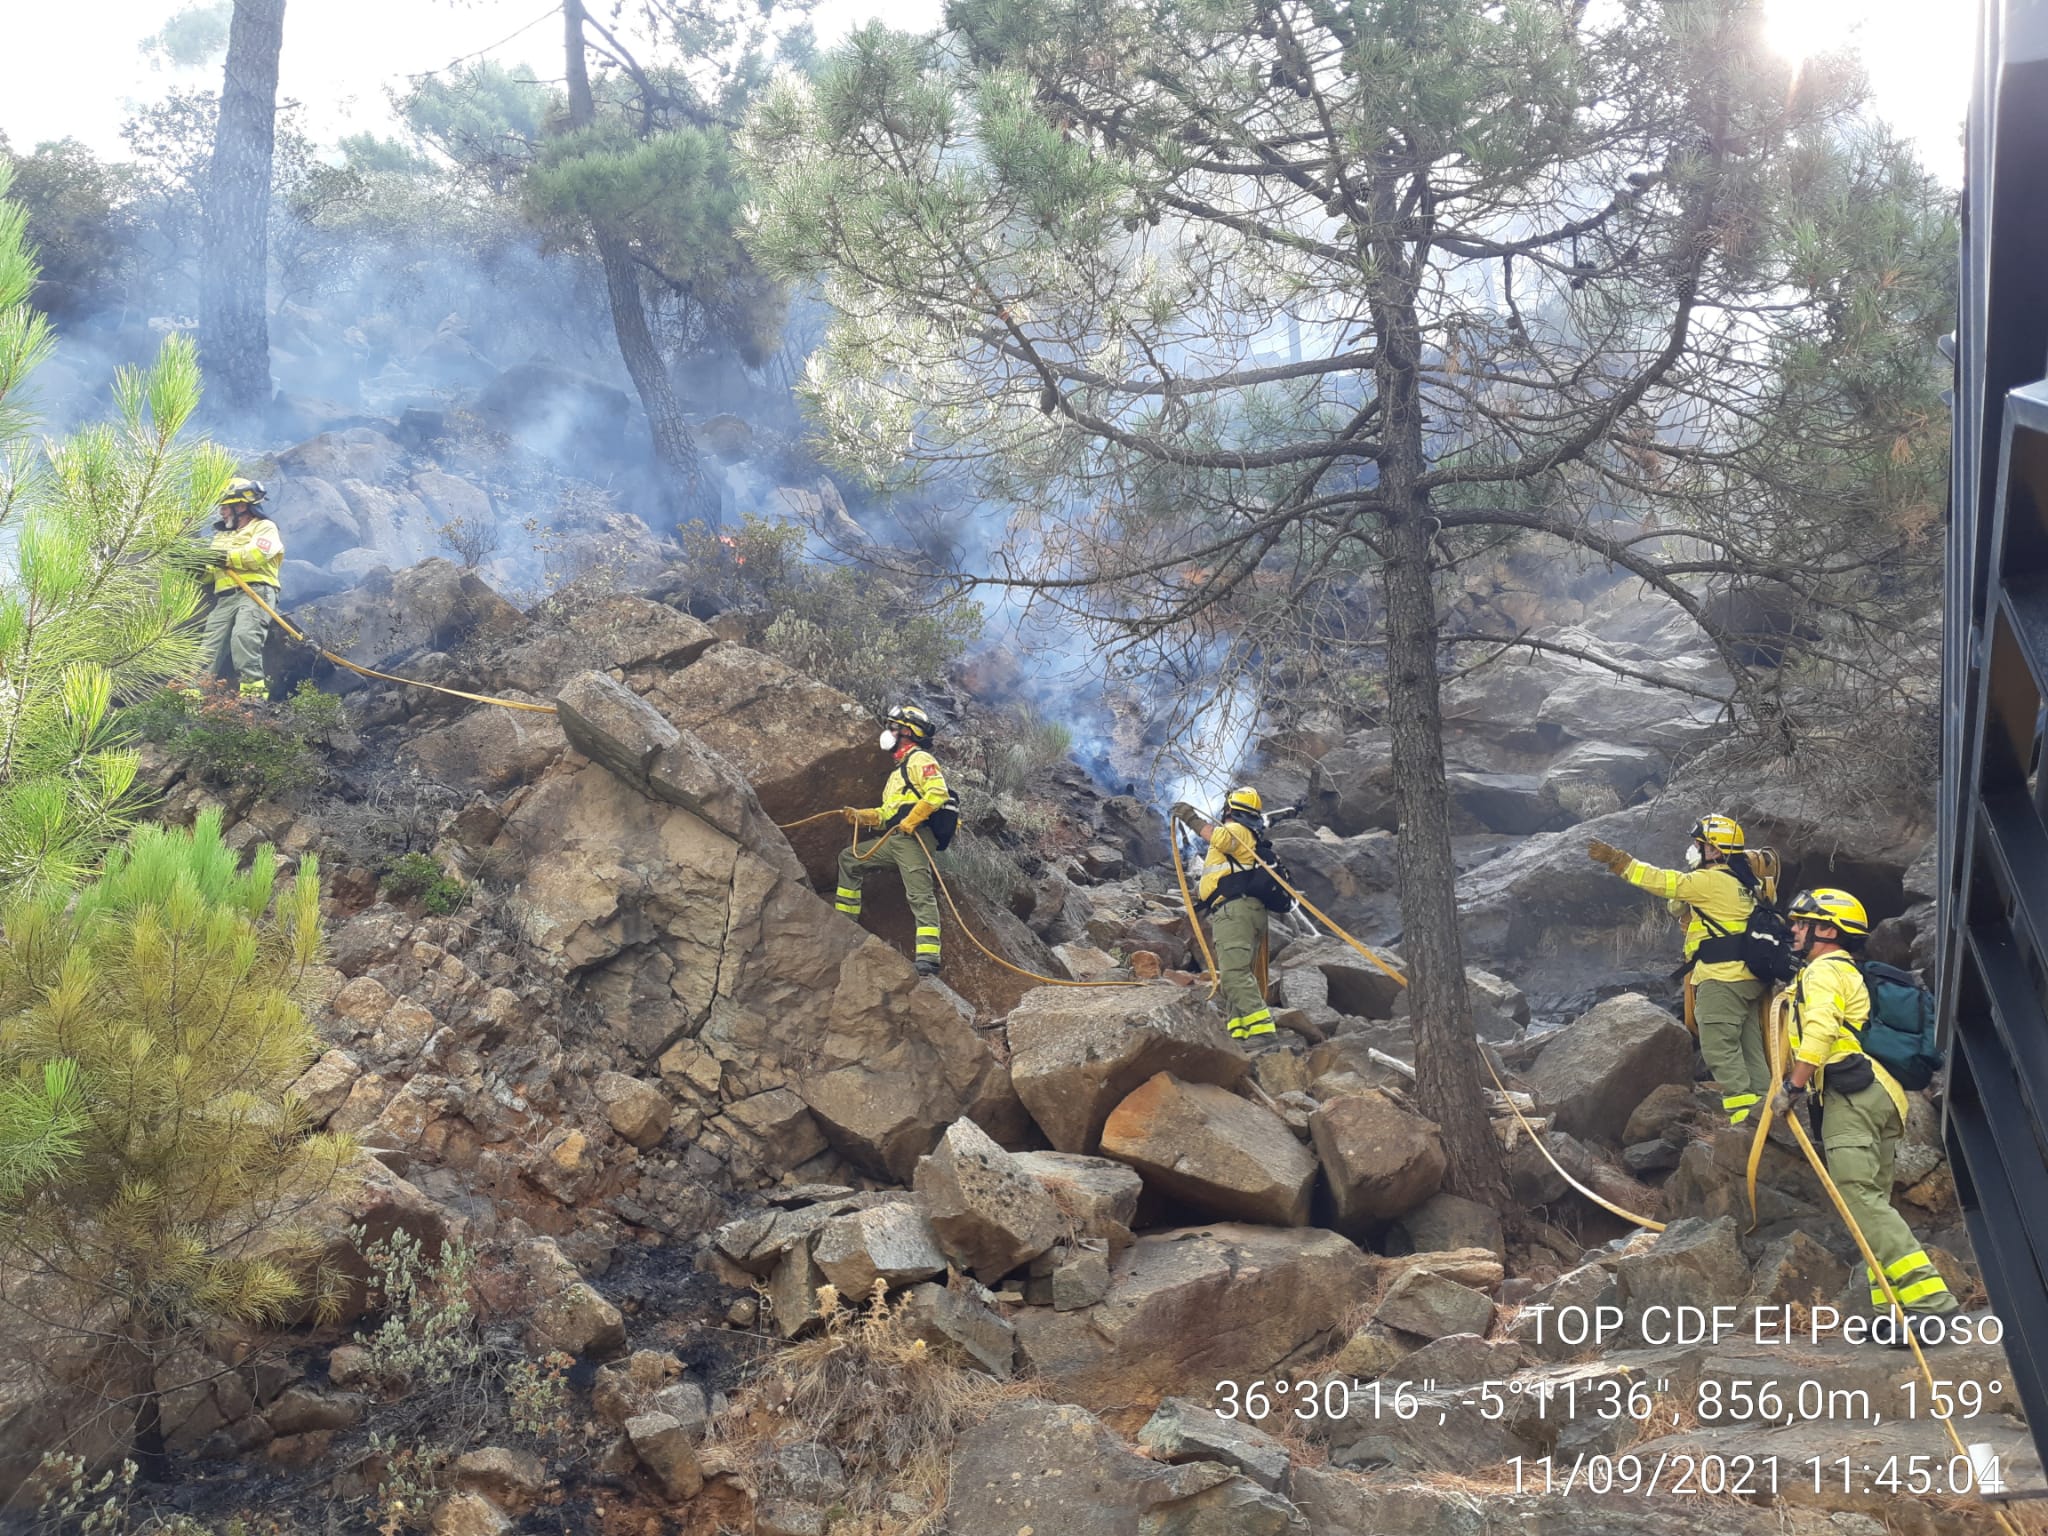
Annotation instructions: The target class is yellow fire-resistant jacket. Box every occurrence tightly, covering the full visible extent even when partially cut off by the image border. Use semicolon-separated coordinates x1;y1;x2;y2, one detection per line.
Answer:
1623;859;1755;984
1197;818;1259;907
876;747;949;832
1789;949;1906;1122
210;516;284;592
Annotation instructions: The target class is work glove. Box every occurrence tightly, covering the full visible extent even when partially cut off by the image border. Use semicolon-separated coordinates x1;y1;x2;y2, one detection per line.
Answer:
898;799;936;835
1769;1081;1805;1117
1586;839;1631;875
842;806;883;829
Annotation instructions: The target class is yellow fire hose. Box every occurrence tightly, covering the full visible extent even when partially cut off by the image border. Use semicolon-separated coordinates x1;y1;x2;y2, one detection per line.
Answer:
222;570;559;714
1746;993;2022;1529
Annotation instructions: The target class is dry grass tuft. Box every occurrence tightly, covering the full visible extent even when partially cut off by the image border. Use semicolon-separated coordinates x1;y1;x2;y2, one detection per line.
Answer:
1622;1389;1701;1447
711;1279;1032;1535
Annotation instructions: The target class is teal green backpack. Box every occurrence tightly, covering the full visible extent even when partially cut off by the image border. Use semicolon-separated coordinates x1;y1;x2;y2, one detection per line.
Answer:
1854;960;1942;1091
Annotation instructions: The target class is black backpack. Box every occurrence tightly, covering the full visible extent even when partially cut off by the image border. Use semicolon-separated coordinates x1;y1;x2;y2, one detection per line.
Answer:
886;751;960;850
1692;853;1799;986
1203;824;1295;915
1854;960;1943;1090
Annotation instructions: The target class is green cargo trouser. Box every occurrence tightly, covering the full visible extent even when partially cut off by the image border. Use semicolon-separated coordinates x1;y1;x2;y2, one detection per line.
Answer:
1822;1078;1957;1316
836;828;941;966
202;585;275;696
1694;974;1770;1125
1211;895;1272;1038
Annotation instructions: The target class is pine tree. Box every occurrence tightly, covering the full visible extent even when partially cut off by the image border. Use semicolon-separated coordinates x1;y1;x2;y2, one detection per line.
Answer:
199;0;287;416
741;0;1954;1198
0;163;234;896
0;811;353;1463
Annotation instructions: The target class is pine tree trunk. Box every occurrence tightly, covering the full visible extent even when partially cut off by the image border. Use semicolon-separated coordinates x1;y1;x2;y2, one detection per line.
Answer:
561;0;713;530
199;0;285;419
1374;291;1508;1203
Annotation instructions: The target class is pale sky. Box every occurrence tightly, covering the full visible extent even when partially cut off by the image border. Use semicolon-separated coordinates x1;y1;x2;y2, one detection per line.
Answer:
9;0;1968;180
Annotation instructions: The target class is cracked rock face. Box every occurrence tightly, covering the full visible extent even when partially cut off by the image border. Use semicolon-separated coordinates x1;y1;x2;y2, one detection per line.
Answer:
494;749;1009;1182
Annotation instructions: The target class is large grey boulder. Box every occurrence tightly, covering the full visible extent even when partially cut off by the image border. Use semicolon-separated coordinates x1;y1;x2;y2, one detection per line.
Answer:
1372;1268;1497;1341
1010;1150;1143;1237
1265;938;1404;1019
1006;986;1247;1153
1612;1217;1749;1344
1306;733;1396;834
268;559;527;696
898;1282;1015;1377
484;594;716;698
1139;1397;1293;1492
1393;1192;1506;1262
912;1118;1062;1282
1100;1074;1318;1226
1309;1090;1447;1234
809;1201;946;1297
1524;992;1693;1145
1270;833;1401;945
1543;741;1666;821
1454;799;1700;983
946;1400;1303;1536
268;474;363;566
1447;770;1565;835
1011;1224;1367;1414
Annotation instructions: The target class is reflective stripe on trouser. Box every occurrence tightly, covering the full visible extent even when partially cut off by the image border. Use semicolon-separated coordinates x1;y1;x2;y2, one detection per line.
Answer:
1822;1079;1959;1315
834;830;941;963
1211;896;1271;1038
1228;1007;1275;1038
1869;1247;1953;1308
201;584;274;691
1694;975;1769;1121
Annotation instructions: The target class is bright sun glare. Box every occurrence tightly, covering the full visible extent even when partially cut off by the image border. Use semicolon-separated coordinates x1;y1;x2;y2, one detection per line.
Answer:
1763;0;1855;63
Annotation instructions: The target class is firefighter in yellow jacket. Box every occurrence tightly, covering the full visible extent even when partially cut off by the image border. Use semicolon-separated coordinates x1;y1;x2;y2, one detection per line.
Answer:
1589;814;1771;1126
1772;888;1957;1346
187;478;284;702
837;704;950;977
1186;786;1276;1043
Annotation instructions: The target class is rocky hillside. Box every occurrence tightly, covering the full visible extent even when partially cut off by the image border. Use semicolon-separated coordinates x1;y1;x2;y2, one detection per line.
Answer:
0;548;2000;1536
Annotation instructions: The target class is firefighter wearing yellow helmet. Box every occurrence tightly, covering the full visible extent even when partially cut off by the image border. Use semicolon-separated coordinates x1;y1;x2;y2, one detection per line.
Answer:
1774;888;1956;1346
836;704;952;977
1587;814;1772;1125
186;477;284;702
1184;786;1277;1042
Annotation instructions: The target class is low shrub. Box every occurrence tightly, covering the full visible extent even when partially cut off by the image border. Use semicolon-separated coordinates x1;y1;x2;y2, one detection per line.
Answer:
128;682;343;796
381;852;469;914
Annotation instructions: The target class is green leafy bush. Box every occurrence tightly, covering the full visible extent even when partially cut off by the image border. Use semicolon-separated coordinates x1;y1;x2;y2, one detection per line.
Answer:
382;852;468;915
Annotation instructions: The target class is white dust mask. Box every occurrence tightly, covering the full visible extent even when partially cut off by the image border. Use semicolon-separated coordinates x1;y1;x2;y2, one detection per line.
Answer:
879;730;898;751
1684;843;1703;868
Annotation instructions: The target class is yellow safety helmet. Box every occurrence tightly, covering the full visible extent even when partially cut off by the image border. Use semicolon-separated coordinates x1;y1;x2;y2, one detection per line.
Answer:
219;477;268;507
1785;887;1869;938
1690;813;1745;852
884;703;934;746
1224;786;1263;816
